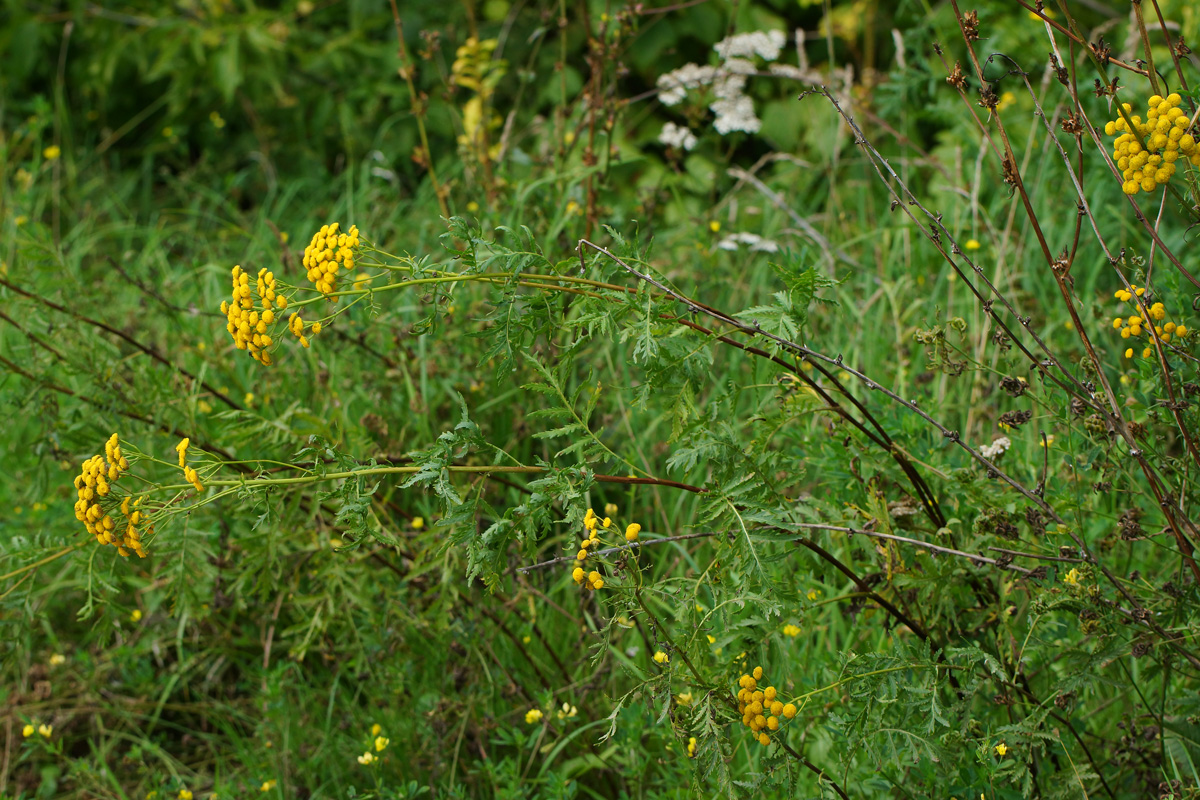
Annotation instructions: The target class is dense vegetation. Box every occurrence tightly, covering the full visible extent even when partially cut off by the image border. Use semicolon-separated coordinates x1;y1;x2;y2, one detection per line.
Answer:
5;1;1200;797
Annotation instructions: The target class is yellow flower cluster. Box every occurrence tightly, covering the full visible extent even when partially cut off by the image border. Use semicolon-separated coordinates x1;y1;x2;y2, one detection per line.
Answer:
736;665;797;746
1104;93;1198;195
572;507;607;590
221;265;288;366
303;223;360;300
1112;284;1188;359
687;736;698;757
175;438;203;493
73;434;149;558
524;708;544;724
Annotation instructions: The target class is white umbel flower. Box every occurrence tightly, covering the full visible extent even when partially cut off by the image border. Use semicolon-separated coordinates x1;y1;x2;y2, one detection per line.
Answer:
711;95;761;134
714;30;788;61
980;437;1012;460
717;232;779;252
659;122;698;151
656;63;718;106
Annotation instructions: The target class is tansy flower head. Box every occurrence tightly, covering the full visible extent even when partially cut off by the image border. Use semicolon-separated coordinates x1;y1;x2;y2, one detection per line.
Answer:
625;523;641;542
303;223;361;301
73;433;150;558
1107;92;1199;195
222;265;287;366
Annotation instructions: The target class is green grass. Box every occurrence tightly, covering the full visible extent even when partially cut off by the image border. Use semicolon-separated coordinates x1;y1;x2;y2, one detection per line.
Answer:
6;1;1200;798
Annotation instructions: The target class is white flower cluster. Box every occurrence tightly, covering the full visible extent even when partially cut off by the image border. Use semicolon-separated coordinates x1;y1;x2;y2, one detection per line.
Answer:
979;436;1011;460
656;29;793;136
713;30;788;61
657;63;718;107
659;122;698;151
716;232;779;253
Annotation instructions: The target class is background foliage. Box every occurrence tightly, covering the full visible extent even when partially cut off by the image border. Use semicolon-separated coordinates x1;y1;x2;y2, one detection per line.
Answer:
5;0;1200;798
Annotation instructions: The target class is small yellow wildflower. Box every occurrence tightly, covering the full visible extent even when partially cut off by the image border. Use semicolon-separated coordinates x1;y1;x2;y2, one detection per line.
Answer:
653;651;669;664
965;239;981;250
374;736;389;752
357;751;376;765
466;201;480;213
557;702;578;720
782;624;801;637
687;736;698;757
709;220;721;232
370;723;382;736
44;145;61;160
676;692;694;706
22;724;34;737
260;780;276;792
1040;435;1055;447
625;523;641;542
782;703;797;719
1063;568;1081;586
412;517;424;530
38;724;52;738
604;502;618;517
179;791;194;800
707;634;716;644
49;654;66;666
131;609;143;622
995;742;1009;757
806;588;821;601
525;708;544;724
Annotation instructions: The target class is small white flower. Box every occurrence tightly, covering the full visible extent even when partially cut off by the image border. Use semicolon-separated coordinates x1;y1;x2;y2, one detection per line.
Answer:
712;95;761;134
980;436;1012;460
723;57;758;76
656;63;718;105
712;73;747;100
659;122;698;151
717;232;779;252
714;30;788;62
